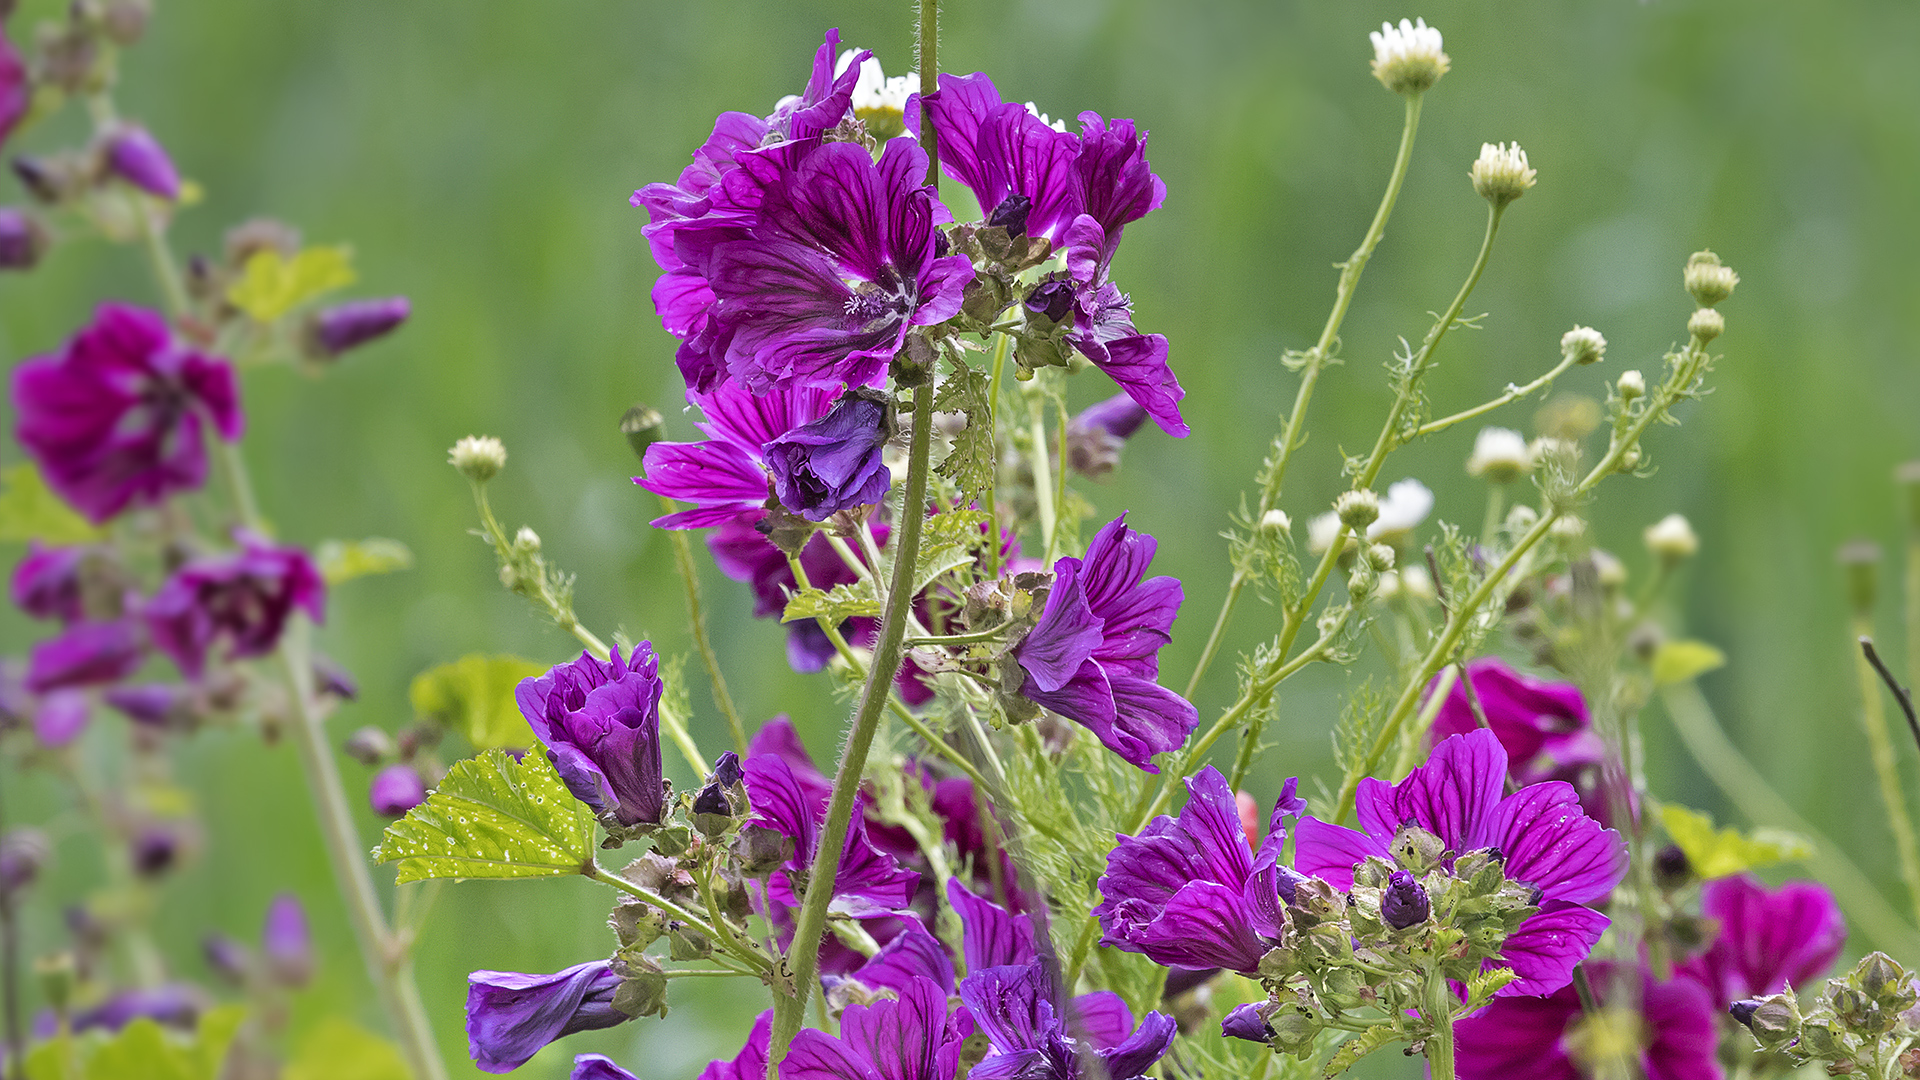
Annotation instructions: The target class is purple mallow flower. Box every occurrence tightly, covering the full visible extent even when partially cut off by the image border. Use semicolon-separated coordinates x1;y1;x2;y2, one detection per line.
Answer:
143;533;324;678
1678;873;1844;1006
1455;960;1720;1080
763;388;893;521
637;380;838;528
960;959;1177;1080
742;749;919;915
783;976;957;1080
308;297;411;357
1294;729;1629;997
1065;393;1150;479
0;29;26;150
515;644;668;828
27;618;145;693
369;763;427;816
925;73;1084;245
1012;513;1198;772
105;125;181;200
0;207;47;270
697;1010;771;1080
466;960;630;1074
104;682;194;728
1428;657;1624;825
1094;766;1305;975
262;893;313;987
12;303;243;523
11;543;94;624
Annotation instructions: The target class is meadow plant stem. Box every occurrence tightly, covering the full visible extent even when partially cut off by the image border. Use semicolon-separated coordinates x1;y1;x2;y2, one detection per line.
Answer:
1184;92;1425;701
983;333;1010;576
767;378;937;1071
1030;400;1058;562
2;895;19;1080
1862;637;1920;755
1412;349;1580;439
1425;973;1456;1080
1850;618;1920;927
661;495;749;755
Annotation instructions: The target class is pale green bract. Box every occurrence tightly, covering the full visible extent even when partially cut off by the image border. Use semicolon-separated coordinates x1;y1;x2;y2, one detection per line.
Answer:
373;748;596;883
1661;803;1814;879
316;537;415;585
409;653;545;749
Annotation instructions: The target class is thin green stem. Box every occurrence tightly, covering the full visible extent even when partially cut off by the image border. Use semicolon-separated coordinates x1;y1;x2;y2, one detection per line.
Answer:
661;495;749;756
587;864;735;951
1852;612;1920;928
1413;350;1580;439
1030;398;1058;563
915;0;939;186
767;378;938;1071
904;627;1007;648
983;333;1010;577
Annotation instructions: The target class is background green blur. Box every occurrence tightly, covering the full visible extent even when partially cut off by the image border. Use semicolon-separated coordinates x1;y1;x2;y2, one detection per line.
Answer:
2;0;1917;1075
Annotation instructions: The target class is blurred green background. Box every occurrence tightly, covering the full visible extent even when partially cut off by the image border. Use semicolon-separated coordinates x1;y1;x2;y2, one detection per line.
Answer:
2;0;1917;1074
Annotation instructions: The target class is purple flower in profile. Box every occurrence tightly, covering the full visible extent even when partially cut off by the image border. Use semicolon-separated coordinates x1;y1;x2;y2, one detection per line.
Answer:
573;1055;639;1080
1065;393;1150;479
104;682;193;728
1294;729;1629;997
105;125;181;200
11;543;94;623
369;763;427;816
1094;766;1305;974
27;618;145;693
12;303;243;523
782;977;958;1080
926;73;1083;244
1455;960;1721;1080
515;644;667;828
959;959;1177;1080
764;389;893;521
1677;874;1844;1006
637;380;838;528
67;985;201;1034
0;207;47;270
308;297;410;357
143;533;324;678
1012;513;1198;772
743;750;919;915
202;934;249;985
466;960;630;1074
262;892;313;987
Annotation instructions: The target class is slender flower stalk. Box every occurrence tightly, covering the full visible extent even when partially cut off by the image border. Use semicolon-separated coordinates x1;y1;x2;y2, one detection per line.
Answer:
659;494;749;755
1850;606;1920;927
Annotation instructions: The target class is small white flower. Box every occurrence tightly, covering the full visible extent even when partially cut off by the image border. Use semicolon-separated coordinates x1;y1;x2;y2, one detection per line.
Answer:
837;49;919;138
1308;512;1350;556
449;435;507;482
1336;488;1381;530
1260;509;1292;534
1644;513;1699;561
1024;101;1068;133
1616;369;1647;399
1466;427;1532;483
1398;564;1437;601
1368;478;1433;543
1470;142;1537;207
1369;17;1449;95
1561;325;1607;366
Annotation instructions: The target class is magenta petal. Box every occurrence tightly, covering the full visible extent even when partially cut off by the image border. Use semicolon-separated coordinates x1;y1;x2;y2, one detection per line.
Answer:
697;1011;772;1080
637;440;767;517
1686;874;1845;1002
838;976;949;1080
1480;781;1627;905
947;880;1035;973
1492;901;1609;997
1453;984;1583;1080
1393;728;1508;853
854;920;956;997
1014;559;1104;693
1069;991;1134;1050
1291;816;1389;891
573;1055;640;1080
783;1029;873;1080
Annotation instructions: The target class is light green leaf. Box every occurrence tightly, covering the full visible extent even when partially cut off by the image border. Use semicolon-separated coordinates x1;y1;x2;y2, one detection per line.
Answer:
226;246;356;322
409;654;544;749
933;359;996;502
1321;1022;1400;1079
1660;804;1814;879
283;1017;411;1080
782;578;881;624
0;464;102;544
1652;639;1727;686
913;542;978;596
373;748;596;883
316;537;415;585
76;1008;240;1080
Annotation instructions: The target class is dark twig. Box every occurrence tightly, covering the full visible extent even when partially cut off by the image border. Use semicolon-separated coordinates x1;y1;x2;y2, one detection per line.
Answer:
1861;636;1920;757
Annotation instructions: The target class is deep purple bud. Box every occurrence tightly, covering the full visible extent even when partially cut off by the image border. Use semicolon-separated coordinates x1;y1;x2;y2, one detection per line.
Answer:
0;829;49;896
763;389;893;522
466;961;630;1073
105;125;181;200
307;297;411;358
1221;1002;1272;1044
202;934;249;985
313;654;358;700
370;764;427;816
986;194;1032;239
342;725;394;766
1729;999;1761;1028
516;645;668;827
692;782;731;818
1024;278;1075;325
130;825;180;878
11;544;92;624
104;683;192;728
708;750;744;789
1652;843;1691;889
1381;870;1430;929
0;207;46;270
26;619;145;694
262;893;313;987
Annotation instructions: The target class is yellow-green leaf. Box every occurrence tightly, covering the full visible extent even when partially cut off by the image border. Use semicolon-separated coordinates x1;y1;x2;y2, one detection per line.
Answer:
782;579;881;624
283;1018;411;1080
226;246;356;322
1652;639;1727;686
409;654;544;750
1660;804;1813;879
316;537;415;585
75;1006;242;1080
373;748;596;883
0;464;102;544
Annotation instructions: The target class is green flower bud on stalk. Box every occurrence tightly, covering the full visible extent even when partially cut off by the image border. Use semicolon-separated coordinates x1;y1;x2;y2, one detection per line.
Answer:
1615;370;1646;400
1336;488;1380;531
1368;18;1449;96
1684;251;1740;307
1688;307;1725;343
1561;325;1607;366
621;404;665;463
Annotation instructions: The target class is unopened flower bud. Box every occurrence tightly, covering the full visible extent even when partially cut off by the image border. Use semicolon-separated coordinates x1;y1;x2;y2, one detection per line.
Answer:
1065;394;1150;479
305;297;410;359
1616;370;1646;399
691;782;734;838
1590;548;1627;588
1467;426;1531;483
1335;489;1379;531
1389;823;1447;873
1260;509;1291;534
621;404;666;462
1859;951;1906;1002
1365;543;1396;572
1381;869;1431;929
130;825;181;878
262;893;313;988
731;824;793;875
1561;325;1607;366
0;829;50;896
1732;994;1801;1052
1651;844;1691;890
0;208;49;270
369;763;427;816
1470;142;1536;208
101;0;152;45
1684;251;1739;308
12;154;89;206
1839;539;1882;616
1618;446;1643;471
1024;278;1075;327
1368;18;1448;96
104;125;181;200
342;726;394;766
449;435;507;482
513;526;541;554
1643;513;1698;562
1688;307;1724;343
1551;516;1587;541
202;935;249;986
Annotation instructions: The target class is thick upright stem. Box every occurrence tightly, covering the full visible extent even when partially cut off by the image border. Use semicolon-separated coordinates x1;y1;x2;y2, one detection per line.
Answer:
1851;613;1920;928
916;0;940;185
766;380;938;1070
1425;974;1457;1080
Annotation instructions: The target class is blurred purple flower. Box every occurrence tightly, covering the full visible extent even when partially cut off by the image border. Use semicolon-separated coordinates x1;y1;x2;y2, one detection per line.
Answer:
143;533;324;678
1678;874;1844;1006
103;682;192;728
1012;513;1197;772
1429;658;1628;828
11;543;92;624
369;763;427;816
514;644;667;827
1455;960;1720;1080
105;125;180;199
309;296;410;356
65;985;201;1034
1065;393;1150;479
0;29;26;150
763;389;892;521
466;961;630;1074
130;825;180;877
12;303;242;523
27;618;144;693
637;380;836;529
202;934;250;985
0;206;46;270
696;1010;771;1080
33;689;90;747
262;892;313;987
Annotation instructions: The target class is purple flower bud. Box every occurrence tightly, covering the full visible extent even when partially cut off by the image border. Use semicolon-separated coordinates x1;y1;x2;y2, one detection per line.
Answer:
1381;870;1430;929
466;961;630;1073
130;825;180;878
1024;278;1075;325
342;726;394;766
105;126;181;200
0;829;49;896
143;533;324;678
708;750;744;789
516;645;668;828
26;619;144;694
369;763;427;816
12;544;92;624
985;194;1032;239
202;934;249;985
306;297;410;358
103;683;192;728
1221;1002;1272;1043
0;207;47;270
71;985;200;1034
691;782;731;819
313;654;358;700
1652;843;1691;889
763;389;893;522
34;690;90;747
1066;393;1152;479
1728;999;1761;1028
262;893;312;987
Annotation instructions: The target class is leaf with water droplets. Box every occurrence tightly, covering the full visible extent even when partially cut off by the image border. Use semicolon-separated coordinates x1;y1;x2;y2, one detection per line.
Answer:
372;748;596;883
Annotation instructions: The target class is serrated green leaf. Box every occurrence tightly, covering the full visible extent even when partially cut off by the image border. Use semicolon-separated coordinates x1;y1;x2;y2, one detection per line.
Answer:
283;1017;411;1080
227;246;356;322
913;542;979;595
1652;639;1727;685
409;654;544;749
316;537;414;585
933;359;995;501
373;748;596;882
1322;1023;1400;1078
782;578;881;624
1660;804;1813;879
923;508;990;550
0;464;102;544
1463;966;1520;1010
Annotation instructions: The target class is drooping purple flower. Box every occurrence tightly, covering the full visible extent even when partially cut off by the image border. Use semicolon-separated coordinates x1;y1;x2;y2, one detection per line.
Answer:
959;959;1177;1080
743;750;919;915
573;1055;639;1080
784;976;958;1080
1070;115;1167;265
308;297;411;357
1093;766;1305;974
515;644;667;828
202;934;250;985
1221;1002;1271;1043
926;73;1084;244
26;618;145;693
105;125;181;200
1454;960;1721;1080
1677;874;1844;1006
637;380;838;529
67;984;201;1034
942;881;1135;1049
0;206;47;270
11;543;94;623
1012;513;1197;772
1052;267;1185;438
262;893;313;987
1380;869;1430;929
143;533;324;679
465;961;630;1074
1065;393;1150;479
1294;729;1628;997
369;763;427;816
763;388;893;521
12;303;243;523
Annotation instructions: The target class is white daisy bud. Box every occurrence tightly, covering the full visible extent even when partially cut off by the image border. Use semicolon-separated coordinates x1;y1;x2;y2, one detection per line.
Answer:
837;50;920;140
1643;513;1699;562
1466;427;1532;483
1688;307;1725;343
1368;18;1449;95
1470;142;1537;208
1336;489;1381;531
1260;509;1292;534
1366;543;1397;572
1683;251;1739;308
1561;325;1607;366
1616;370;1646;399
449;435;507;482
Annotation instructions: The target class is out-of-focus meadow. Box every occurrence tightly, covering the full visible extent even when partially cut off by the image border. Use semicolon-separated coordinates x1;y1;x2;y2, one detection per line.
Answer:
2;0;1916;1074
